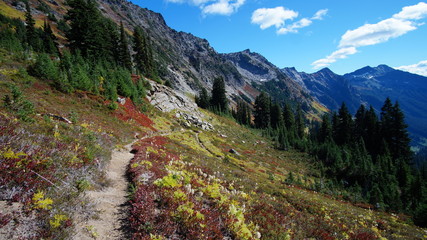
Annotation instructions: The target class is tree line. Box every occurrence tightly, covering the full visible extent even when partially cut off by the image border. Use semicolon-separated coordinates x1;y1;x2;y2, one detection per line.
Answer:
196;84;426;226
0;0;159;108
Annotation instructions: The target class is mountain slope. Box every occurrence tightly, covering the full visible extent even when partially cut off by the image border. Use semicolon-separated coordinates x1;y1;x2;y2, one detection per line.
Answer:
283;65;427;147
345;65;427;147
282;67;360;113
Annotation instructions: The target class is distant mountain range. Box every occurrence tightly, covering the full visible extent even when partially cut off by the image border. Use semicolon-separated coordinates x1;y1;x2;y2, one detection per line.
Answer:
282;65;427;148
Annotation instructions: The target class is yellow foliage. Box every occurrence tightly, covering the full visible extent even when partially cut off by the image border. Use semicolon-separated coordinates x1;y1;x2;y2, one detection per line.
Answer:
49;214;68;228
32;191;53;210
150;234;164;240
173;189;187;201
2;148;26;159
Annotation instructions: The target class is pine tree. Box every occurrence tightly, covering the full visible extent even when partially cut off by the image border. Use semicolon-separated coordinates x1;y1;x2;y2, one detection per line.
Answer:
65;0;107;59
254;92;271;129
270;102;283;129
118;22;132;71
235;100;251;125
133;27;145;75
196;87;210;109
210;77;228;113
380;97;394;145
365;106;380;157
318;114;332;143
277;126;289;150
132;27;157;78
354;104;367;141
391;101;412;163
334;102;353;145
283;103;295;131
295;104;305;139
42;21;58;55
25;1;40;51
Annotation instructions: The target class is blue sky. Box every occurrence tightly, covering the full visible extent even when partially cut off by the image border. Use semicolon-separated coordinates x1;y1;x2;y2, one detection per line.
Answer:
132;0;427;76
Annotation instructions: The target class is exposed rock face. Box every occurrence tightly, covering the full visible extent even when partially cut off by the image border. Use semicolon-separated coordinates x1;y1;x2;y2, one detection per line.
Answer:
147;81;213;130
96;0;316;110
282;67;360;113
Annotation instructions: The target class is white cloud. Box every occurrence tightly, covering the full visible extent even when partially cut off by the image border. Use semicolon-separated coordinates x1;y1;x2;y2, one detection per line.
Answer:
312;2;427;69
312;47;357;69
252;7;327;34
165;0;245;16
339;18;417;48
312;9;328;20
202;0;245;16
251;7;298;30
397;60;427;76
278;18;312;34
393;2;427;20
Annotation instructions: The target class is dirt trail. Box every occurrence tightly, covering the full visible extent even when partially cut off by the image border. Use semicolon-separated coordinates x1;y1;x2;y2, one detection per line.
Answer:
73;142;134;240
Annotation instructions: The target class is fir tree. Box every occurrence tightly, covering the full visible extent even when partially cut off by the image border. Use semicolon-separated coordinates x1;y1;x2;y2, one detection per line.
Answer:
25;1;40;51
277;126;289;150
196;87;210;109
391;101;412;163
318;114;332;143
65;0;107;60
42;21;58;55
295;104;305;139
334;102;353;145
210;77;228;113
283;103;295;131
133;27;145;75
270;102;283;129
254;92;271;129
118;22;132;71
235;100;251;125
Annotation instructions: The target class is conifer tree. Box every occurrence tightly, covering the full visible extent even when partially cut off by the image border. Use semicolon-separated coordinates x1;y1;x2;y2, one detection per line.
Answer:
210;77;228;113
270;102;283;129
25;1;40;51
133;27;157;78
133;27;145;74
391;101;412;163
277;126;289;150
118;22;132;71
42;21;58;55
318;114;332;143
65;0;106;59
295;104;305;139
334;102;353;145
254;92;271;129
235;100;251;125
283;103;294;130
196;87;210;109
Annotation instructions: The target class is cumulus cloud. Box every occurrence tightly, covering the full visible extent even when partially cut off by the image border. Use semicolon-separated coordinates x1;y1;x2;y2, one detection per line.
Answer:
393;2;427;20
251;7;298;30
397;60;427;76
202;0;245;16
312;2;427;69
165;0;245;16
252;7;327;34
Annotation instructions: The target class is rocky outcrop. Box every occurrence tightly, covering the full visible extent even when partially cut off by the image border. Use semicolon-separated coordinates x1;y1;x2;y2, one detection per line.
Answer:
147;81;213;130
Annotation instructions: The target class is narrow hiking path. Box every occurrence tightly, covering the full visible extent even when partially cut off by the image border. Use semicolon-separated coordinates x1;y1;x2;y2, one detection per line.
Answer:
72;130;177;239
73;142;134;240
71;129;211;239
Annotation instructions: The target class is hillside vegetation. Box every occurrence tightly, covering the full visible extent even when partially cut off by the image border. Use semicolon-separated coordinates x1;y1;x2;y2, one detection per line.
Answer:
0;0;426;239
